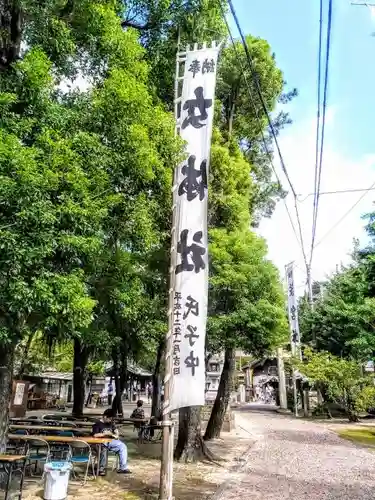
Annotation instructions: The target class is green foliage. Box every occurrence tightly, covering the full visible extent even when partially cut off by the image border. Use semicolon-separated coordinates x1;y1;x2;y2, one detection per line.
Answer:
202;32;292;361
215;37;295;225
0;0;180;375
14;333;73;374
87;360;106;376
208;131;252;230
299;265;375;361
0;49;108;347
208;228;288;355
295;348;375;419
0;0;295;398
122;0;226;107
354;385;375;414
216;36;284;141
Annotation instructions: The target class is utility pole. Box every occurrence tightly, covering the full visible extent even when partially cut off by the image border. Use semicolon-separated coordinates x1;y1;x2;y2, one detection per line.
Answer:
306;264;314;307
306;263;315;344
159;27;181;500
304;264;314;417
285;262;300;417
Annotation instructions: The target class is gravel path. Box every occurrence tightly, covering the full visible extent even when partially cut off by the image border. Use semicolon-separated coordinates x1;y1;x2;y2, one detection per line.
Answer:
214;409;375;500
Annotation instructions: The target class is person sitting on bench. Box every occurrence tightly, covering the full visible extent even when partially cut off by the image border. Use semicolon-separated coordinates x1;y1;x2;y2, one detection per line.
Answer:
92;409;131;475
130;400;145;438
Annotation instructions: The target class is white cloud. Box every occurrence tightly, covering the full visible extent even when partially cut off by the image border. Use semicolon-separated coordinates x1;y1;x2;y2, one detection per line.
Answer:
257;108;375;294
368;5;375;20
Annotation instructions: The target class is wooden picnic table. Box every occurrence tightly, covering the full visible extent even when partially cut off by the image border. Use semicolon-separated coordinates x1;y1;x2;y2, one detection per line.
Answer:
10;417;149;427
0;454;27;500
8;434;111;445
43;420;93;428
41;417;149;426
9;419;86;428
8;434;112;477
9;425;91;434
9;419;45;424
117;418;149;424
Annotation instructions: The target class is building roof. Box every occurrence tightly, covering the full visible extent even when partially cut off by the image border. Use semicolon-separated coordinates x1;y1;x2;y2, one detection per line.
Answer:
25;371;73;381
242;359;272;371
128;362;152;377
105;361;152;378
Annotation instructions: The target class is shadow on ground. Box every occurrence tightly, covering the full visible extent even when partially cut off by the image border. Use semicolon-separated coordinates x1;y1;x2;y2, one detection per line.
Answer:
21;426;249;500
265;428;358;447
234;405;278;415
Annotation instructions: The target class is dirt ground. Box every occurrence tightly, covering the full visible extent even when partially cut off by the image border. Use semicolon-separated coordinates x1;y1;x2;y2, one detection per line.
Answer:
22;419;253;500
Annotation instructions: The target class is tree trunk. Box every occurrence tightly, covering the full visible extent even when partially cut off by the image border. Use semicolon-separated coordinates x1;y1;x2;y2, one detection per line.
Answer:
119;351;127;411
174;406;218;462
85;374;93;407
151;340;164;419
111;348;123;416
226;81;239;138
16;331;34;379
346;401;359;422
0;344;14;452
174;406;204;462
228;102;235;137
204;347;235;441
347;408;359;422
0;0;23;72
112;346;127;416
316;384;324;405
72;339;89;418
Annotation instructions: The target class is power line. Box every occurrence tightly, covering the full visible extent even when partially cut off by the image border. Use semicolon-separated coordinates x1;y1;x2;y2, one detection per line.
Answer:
310;0;333;267
312;0;324;257
225;0;310;269
314;180;375;249
226;0;298;198
298;187;375;201
218;1;305;256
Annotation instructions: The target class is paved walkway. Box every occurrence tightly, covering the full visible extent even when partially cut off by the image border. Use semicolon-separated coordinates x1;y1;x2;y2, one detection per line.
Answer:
216;409;375;500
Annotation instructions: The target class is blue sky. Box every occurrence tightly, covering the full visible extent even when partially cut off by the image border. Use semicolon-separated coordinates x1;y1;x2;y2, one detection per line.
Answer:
230;0;375;289
231;0;375;158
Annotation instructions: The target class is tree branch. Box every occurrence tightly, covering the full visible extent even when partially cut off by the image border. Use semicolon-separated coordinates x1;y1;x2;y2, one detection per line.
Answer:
121;20;150;30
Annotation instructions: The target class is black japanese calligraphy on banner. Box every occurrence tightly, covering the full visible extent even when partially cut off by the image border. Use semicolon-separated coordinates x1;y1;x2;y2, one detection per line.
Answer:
185;351;199;376
170;42;220;412
172;291;182;376
178;155;207;201
185;325;199;346
188;58;216;78
181;87;213;130
286;262;300;356
183;295;199;319
175;230;206;275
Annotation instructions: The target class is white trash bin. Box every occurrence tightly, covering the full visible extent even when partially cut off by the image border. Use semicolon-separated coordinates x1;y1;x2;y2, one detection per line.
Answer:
44;462;72;500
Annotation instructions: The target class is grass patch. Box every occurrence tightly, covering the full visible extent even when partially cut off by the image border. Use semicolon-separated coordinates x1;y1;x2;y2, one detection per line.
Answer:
338;427;375;446
122;494;143;500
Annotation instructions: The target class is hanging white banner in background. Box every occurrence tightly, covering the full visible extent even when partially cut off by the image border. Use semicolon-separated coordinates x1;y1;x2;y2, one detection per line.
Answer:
169;43;220;412
286;262;301;357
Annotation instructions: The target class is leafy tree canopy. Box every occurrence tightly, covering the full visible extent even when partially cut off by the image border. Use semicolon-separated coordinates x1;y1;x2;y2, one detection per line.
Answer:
208;227;288;355
0;0;180;360
299;263;375;361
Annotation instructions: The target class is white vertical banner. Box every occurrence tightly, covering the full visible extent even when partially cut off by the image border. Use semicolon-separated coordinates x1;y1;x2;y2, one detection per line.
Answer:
286;262;301;356
169;43;220;412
